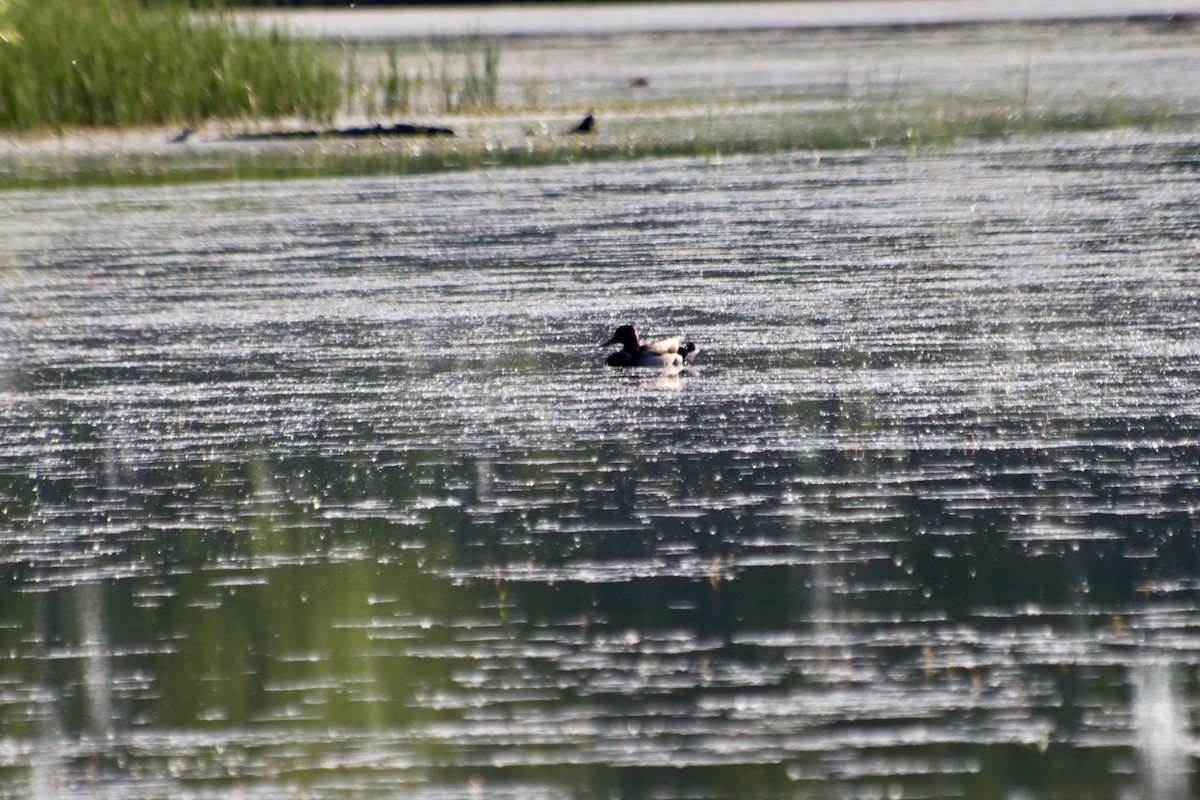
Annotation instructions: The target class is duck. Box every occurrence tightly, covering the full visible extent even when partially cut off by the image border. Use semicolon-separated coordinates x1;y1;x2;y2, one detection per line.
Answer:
569;113;596;135
603;324;699;368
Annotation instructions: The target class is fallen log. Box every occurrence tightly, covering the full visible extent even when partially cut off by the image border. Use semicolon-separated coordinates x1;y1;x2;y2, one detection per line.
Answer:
222;122;455;142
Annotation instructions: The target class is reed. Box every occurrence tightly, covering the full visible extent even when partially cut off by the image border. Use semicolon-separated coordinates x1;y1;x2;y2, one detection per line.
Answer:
0;0;341;130
431;35;501;112
380;46;413;114
457;36;500;111
343;36;501;120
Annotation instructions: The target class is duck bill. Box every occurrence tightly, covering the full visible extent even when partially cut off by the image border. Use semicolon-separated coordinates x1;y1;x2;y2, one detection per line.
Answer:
602;335;620;347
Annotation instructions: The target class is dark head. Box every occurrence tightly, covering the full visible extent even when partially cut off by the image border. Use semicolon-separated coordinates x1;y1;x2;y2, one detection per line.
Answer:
602;324;641;354
678;342;698;362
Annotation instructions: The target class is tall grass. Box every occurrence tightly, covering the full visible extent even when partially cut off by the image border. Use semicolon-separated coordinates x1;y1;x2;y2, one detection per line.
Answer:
455;36;500;111
348;36;502;118
380;47;413;114
0;0;341;130
429;36;501;112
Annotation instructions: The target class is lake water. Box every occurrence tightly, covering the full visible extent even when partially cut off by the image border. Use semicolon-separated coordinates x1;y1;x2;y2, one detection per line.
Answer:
251;0;1200;39
3;10;1200;800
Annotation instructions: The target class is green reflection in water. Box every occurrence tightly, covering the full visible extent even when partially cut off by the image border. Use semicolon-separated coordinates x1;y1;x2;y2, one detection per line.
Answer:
2;408;1197;797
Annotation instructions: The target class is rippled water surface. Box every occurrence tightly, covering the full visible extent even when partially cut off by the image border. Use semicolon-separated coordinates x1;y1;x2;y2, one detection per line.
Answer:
3;126;1200;799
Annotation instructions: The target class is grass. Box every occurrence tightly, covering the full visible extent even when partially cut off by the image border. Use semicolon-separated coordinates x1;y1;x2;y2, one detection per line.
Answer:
451;35;501;111
0;0;505;130
345;35;501;119
0;8;1191;189
0;0;341;130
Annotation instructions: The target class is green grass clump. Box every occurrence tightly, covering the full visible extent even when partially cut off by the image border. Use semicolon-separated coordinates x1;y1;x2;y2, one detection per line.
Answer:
0;0;341;130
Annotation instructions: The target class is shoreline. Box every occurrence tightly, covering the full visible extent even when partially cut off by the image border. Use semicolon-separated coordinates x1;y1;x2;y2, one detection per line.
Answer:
3;8;1199;190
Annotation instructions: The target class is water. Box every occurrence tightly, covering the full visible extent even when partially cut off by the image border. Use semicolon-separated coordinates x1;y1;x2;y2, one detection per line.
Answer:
3;127;1198;799
4;10;1200;797
252;0;1200;39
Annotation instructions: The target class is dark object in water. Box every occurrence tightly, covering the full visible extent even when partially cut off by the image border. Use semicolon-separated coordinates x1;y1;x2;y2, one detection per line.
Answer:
629;77;650;88
340;123;454;138
169;126;196;144
231;122;454;142
602;324;697;369
569;113;596;135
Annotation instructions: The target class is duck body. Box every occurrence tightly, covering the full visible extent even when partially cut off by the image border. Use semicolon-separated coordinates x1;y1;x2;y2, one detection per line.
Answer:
605;348;681;368
603;325;698;369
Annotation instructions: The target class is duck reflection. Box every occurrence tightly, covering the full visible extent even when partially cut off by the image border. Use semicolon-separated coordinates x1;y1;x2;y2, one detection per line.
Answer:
1131;661;1190;800
606;364;701;390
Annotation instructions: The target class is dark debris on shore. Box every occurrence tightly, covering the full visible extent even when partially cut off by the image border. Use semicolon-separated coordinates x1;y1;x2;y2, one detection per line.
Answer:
175;122;455;144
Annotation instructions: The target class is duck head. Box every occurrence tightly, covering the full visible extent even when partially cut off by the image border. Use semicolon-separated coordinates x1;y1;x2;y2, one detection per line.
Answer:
602;324;641;355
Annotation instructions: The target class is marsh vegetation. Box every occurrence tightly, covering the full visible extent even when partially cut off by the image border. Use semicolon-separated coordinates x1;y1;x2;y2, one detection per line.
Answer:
0;0;505;132
0;7;1196;188
0;0;341;130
